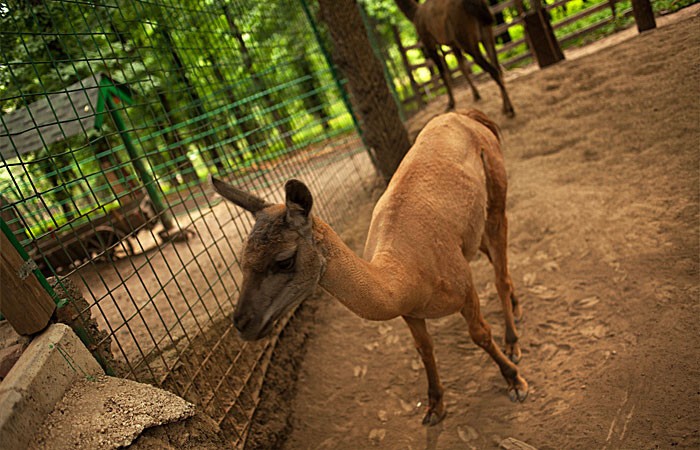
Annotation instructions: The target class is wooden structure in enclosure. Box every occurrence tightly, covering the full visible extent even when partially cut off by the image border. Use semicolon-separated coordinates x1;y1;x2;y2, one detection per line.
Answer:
0;220;56;335
0;74;170;275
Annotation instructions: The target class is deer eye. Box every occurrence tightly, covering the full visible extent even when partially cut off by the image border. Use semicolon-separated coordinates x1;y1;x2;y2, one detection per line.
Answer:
274;254;296;272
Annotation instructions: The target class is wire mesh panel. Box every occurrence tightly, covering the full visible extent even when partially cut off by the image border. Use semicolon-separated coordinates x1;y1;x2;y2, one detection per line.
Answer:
0;0;375;444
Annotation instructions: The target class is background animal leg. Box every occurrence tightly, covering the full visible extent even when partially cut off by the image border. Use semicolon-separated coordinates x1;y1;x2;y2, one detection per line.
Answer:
481;25;504;76
467;48;515;117
403;316;446;426
460;276;528;402
453;49;481;102
425;46;456;110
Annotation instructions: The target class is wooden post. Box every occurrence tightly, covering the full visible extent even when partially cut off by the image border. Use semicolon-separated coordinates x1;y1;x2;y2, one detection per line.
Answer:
0;195;24;238
1;228;55;335
631;0;656;32
523;8;565;68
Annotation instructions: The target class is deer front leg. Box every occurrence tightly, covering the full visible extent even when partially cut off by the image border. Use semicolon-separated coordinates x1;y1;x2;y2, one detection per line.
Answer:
403;316;446;426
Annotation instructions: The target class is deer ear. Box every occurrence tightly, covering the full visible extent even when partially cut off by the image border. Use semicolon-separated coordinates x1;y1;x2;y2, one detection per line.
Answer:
211;176;269;214
285;179;313;227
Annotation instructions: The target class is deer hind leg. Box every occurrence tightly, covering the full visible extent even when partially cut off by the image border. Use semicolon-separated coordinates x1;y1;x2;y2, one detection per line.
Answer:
461;277;528;402
403;316;446;426
453;47;481;102
424;45;456;110
481;212;522;363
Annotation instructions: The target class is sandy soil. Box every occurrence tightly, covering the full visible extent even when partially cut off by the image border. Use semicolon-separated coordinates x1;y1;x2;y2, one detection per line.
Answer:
272;8;700;450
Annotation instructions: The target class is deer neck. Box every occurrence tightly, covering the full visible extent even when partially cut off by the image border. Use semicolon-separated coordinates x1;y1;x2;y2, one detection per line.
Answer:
313;218;407;321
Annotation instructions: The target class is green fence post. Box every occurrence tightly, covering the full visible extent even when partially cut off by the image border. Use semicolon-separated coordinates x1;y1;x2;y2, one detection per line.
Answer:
106;96;174;231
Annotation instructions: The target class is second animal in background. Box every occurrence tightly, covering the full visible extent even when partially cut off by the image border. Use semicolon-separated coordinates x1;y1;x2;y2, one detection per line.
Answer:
395;0;516;116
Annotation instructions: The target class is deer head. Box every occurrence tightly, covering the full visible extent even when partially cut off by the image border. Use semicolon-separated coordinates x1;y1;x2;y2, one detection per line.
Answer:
211;177;325;340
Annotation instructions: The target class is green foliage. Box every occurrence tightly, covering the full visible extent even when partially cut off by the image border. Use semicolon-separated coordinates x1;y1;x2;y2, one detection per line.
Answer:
0;0;356;239
652;0;699;13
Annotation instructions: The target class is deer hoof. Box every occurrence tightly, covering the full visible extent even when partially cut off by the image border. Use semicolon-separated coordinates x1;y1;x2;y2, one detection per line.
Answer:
422;408;446;426
508;376;529;403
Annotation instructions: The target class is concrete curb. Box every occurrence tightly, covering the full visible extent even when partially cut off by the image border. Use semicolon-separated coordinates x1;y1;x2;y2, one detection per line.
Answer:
0;323;103;450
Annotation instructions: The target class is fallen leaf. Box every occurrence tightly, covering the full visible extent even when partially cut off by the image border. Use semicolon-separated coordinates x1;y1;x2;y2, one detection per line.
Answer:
353;365;368;378
523;273;537;287
574;296;599;308
386;335;400;345
369;428;386;443
364;342;379;351
457;425;479;442
543;261;559;272
378;324;392;335
399;398;414;412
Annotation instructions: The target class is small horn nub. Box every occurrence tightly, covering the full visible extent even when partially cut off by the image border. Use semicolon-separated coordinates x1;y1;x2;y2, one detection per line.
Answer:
210;175;270;214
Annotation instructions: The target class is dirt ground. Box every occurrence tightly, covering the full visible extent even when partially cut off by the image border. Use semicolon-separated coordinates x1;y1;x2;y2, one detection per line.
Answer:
254;8;700;450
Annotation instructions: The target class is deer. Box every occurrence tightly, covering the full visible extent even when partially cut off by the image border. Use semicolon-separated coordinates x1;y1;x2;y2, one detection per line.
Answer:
395;0;515;117
211;109;527;426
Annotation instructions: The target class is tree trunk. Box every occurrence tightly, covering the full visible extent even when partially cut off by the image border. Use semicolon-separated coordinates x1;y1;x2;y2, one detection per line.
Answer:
156;91;199;183
297;52;331;132
224;7;295;151
207;55;263;161
159;28;226;173
317;0;410;181
631;0;656;32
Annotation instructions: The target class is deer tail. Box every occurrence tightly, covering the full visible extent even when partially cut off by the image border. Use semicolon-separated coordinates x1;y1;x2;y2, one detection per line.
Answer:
462;109;502;143
462;0;495;26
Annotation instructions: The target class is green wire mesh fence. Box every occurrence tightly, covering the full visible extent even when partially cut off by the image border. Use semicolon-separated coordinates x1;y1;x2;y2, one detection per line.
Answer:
1;0;376;444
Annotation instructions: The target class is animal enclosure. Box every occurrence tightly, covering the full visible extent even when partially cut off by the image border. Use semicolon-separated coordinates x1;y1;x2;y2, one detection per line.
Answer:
0;0;686;447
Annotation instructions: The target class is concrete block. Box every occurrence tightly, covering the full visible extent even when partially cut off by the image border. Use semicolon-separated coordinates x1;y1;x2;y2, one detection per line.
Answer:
0;323;103;450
